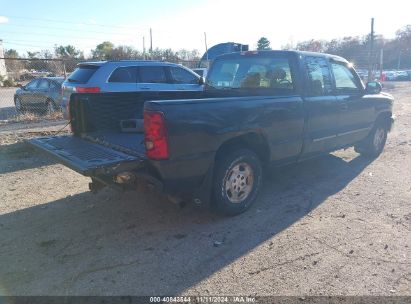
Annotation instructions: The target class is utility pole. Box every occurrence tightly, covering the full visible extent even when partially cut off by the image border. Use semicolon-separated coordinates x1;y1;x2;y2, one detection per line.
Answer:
368;18;375;81
379;49;383;81
397;50;402;70
143;36;146;60
204;32;208;66
150;28;153;59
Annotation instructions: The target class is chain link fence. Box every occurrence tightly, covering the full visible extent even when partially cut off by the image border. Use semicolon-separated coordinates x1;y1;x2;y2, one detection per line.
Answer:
0;58;79;122
0;58;200;124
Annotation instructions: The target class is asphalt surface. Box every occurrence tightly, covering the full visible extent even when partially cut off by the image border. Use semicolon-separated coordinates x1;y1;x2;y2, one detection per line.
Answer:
0;83;409;297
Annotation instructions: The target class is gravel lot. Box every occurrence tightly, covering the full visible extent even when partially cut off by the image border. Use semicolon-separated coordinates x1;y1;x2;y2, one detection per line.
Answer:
0;83;409;297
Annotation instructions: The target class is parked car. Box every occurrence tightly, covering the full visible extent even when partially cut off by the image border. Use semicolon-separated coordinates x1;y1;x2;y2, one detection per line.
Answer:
384;71;398;81
396;71;409;81
61;60;204;119
14;77;64;114
192;68;208;78
29;50;394;216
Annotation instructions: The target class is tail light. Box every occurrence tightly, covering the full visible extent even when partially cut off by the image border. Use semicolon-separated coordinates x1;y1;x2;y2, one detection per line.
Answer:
75;87;101;93
144;111;169;160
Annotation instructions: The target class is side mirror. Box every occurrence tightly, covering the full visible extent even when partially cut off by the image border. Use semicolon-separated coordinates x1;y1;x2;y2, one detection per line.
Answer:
198;77;205;85
18;84;25;90
365;81;382;94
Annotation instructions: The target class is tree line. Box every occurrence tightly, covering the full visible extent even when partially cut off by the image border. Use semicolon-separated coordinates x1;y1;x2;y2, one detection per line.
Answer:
4;23;411;77
257;24;411;70
4;41;200;62
3;41;202;80
282;24;411;69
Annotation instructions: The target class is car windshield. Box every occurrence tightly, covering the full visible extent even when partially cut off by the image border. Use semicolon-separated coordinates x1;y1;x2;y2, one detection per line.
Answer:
68;65;100;84
206;55;294;94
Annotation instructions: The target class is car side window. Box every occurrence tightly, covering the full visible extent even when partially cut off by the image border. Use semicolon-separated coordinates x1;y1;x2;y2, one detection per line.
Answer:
138;66;167;83
169;67;198;84
26;79;39;90
50;81;60;90
331;62;361;94
38;79;49;90
108;67;137;83
305;56;333;96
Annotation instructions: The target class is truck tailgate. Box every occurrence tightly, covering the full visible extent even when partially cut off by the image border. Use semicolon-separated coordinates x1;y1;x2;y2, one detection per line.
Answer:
27;135;145;176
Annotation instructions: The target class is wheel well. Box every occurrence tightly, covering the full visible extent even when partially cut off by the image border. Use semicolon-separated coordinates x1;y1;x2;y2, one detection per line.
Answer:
375;111;393;131
215;133;270;164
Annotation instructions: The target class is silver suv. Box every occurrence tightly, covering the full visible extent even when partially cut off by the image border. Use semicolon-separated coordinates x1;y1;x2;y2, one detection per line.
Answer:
61;60;203;118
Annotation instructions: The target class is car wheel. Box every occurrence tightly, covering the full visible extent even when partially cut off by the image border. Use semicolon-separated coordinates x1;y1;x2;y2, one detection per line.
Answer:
354;123;388;158
212;149;262;216
46;99;56;115
14;97;25;114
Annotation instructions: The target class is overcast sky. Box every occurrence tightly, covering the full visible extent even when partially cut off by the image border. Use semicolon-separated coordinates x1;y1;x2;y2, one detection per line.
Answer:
0;0;409;56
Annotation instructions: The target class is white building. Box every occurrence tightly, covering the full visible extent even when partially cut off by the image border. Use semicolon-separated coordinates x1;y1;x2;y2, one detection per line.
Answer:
0;39;7;78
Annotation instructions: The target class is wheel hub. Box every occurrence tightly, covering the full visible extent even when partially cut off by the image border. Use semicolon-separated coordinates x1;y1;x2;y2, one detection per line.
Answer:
225;162;254;203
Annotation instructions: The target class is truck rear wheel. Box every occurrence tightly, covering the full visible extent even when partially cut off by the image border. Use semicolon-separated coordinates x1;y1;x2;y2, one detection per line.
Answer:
354;122;388;158
212;149;262;215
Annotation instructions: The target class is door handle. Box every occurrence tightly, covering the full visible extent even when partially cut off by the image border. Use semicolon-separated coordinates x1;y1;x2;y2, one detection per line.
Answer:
140;87;150;90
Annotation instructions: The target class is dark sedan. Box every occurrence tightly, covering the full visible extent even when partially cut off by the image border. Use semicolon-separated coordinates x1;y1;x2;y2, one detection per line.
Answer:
14;77;64;114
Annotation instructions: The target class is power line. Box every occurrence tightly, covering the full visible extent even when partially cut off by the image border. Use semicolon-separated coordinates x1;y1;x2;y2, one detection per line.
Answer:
3;40;96;49
1;30;137;41
0;23;134;35
2;14;198;37
4;15;150;31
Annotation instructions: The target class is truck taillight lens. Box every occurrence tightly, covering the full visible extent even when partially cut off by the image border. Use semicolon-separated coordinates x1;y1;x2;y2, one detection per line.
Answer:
144;111;169;160
75;87;101;93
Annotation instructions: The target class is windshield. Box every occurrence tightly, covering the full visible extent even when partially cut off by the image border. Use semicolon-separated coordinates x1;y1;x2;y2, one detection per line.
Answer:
206;56;294;94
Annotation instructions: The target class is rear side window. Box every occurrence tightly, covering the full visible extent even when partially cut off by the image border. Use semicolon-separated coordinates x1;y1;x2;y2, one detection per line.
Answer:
169;67;198;84
108;67;138;83
138;66;167;83
26;79;39;89
305;56;333;96
50;81;61;90
193;69;204;77
38;79;49;90
68;65;99;84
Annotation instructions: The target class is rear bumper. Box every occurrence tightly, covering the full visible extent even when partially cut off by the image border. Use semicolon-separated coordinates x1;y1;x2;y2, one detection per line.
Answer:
27;135;214;205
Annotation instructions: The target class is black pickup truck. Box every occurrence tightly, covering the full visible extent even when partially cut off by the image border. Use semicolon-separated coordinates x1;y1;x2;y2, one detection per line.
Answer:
28;50;394;215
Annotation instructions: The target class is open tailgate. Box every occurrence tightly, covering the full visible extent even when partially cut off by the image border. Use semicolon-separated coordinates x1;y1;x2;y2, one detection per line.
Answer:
27;135;145;176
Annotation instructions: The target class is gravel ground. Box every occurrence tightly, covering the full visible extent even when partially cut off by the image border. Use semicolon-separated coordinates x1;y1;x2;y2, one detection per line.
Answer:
0;83;409;297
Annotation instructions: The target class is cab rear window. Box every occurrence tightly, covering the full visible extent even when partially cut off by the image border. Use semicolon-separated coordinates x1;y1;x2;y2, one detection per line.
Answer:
206;56;294;94
68;65;99;84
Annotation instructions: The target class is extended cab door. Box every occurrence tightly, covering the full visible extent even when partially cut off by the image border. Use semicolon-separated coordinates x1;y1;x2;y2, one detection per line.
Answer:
301;56;339;157
330;61;374;147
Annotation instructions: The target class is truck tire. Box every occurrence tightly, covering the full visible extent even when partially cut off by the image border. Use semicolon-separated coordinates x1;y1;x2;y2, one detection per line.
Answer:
14;97;25;115
45;99;56;115
354;122;388;158
212;149;262;215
